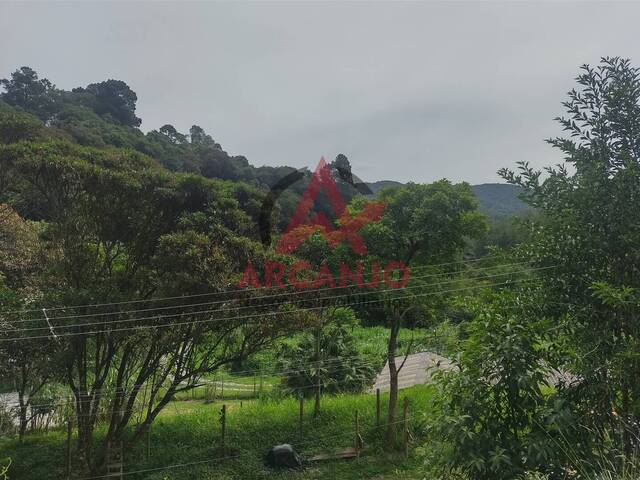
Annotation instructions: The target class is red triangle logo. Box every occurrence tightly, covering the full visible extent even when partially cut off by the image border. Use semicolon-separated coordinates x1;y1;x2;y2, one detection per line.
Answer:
276;158;385;255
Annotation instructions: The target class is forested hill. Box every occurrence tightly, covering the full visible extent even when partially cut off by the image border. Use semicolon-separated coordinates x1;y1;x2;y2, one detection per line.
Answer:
0;67;528;224
366;180;404;194
470;184;529;219
0;67;299;186
0;67;370;231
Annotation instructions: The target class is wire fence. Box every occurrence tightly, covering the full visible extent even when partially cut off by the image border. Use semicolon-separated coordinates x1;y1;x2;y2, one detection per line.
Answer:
1;357;430;480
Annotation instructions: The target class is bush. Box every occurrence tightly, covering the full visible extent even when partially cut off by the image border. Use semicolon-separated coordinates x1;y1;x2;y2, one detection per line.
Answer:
0;402;15;437
278;308;376;396
432;292;574;479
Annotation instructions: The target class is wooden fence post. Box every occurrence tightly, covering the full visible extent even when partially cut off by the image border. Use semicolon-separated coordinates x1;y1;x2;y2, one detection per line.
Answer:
314;330;321;417
221;378;225;401
355;410;360;459
220;404;227;454
403;397;409;457
106;440;124;479
65;418;72;479
299;396;304;439
376;388;381;427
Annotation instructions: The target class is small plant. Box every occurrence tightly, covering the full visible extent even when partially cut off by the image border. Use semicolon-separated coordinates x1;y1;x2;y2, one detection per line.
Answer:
0;457;11;480
0;402;14;437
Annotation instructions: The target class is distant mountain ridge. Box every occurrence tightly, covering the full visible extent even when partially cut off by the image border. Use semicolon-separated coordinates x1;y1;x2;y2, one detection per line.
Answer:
366;181;529;219
470;183;530;219
365;180;404;194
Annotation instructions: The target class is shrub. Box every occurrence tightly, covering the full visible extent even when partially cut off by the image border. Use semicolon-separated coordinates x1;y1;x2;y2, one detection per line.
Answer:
278;308;376;396
432;292;574;479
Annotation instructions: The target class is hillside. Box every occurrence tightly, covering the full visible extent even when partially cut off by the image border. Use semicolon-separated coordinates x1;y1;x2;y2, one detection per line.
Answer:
0;67;529;231
367;180;529;219
365;180;404;194
470;183;530;219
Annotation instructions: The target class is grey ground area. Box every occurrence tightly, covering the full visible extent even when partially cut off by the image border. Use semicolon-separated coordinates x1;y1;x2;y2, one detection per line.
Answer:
372;352;456;392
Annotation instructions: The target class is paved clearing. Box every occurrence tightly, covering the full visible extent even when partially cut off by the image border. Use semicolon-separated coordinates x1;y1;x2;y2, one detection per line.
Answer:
0;392;22;427
372;351;455;392
0;392;19;409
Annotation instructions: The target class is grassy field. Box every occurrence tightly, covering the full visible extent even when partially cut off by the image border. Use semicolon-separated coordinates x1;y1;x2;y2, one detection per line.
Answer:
0;385;438;480
0;324;454;479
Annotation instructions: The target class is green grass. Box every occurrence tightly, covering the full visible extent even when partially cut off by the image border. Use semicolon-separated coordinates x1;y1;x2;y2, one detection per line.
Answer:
0;385;437;480
352;326;425;367
352;323;459;367
0;323;457;479
172;374;278;402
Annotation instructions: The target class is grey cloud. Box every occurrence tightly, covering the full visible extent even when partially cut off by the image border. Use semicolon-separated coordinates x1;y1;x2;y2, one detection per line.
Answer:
1;1;638;183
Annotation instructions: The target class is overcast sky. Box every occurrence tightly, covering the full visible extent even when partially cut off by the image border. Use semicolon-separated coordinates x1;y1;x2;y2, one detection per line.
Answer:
1;1;639;184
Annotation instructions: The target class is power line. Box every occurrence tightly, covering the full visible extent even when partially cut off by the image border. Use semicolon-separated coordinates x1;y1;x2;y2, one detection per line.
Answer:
1;265;546;334
2;260;530;325
0;276;551;342
1;268;551;337
0;254;510;316
0;276;545;342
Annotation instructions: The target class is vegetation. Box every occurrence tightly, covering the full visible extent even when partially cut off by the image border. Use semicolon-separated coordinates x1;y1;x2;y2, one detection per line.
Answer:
0;385;436;480
277;308;376;397
2;56;640;480
470;184;530;220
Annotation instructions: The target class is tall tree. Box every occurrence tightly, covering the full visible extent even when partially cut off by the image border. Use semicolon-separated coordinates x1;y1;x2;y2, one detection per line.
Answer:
363;181;487;449
0;140;301;474
0;67;58;122
158;124;187;144
500;56;640;459
0;206;55;440
76;79;142;127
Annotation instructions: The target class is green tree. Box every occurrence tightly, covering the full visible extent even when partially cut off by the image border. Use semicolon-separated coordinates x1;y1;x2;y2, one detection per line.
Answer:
158;124;187;144
0;67;58;122
0;101;43;144
189;124;218;148
500;56;640;462
0;206;56;440
434;289;575;479
75;79;141;127
362;181;487;449
278;307;375;396
0;140;299;474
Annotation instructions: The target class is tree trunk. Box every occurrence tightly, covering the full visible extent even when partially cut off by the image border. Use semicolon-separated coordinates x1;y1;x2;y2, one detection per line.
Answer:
384;315;400;451
17;390;27;441
621;381;632;456
76;395;95;473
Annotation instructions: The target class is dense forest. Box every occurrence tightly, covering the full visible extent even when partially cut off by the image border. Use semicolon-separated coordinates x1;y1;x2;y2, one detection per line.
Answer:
1;57;640;480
